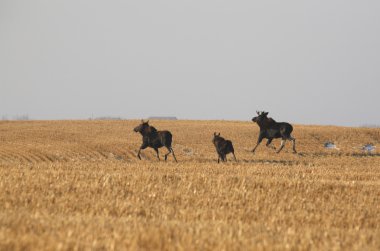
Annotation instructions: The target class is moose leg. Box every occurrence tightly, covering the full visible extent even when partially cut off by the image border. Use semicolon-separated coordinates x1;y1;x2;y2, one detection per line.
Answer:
216;151;221;163
154;148;160;161
137;144;148;160
289;136;297;153
266;138;276;150
232;152;237;162
137;149;142;160
164;147;170;161
276;139;286;153
252;136;264;153
165;146;178;162
171;147;178;162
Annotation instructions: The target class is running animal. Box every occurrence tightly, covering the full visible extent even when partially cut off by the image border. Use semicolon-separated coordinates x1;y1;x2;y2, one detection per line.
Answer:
133;120;177;162
212;132;237;163
251;111;297;154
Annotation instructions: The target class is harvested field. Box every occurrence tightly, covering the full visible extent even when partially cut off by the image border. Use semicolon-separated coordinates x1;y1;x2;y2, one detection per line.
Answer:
0;120;379;250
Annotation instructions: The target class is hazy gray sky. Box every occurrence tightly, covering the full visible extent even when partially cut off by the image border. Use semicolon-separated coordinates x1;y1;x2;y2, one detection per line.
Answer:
1;1;379;126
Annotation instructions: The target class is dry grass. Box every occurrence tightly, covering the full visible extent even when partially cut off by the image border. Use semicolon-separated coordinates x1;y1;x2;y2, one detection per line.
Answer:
0;120;379;250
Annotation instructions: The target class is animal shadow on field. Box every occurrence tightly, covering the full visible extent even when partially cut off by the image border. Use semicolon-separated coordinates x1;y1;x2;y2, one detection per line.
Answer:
243;148;303;156
123;144;194;162
241;158;302;166
350;152;380;158
294;151;380;158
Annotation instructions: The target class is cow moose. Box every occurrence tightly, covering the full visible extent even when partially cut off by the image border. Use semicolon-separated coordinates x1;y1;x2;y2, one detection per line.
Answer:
133;120;177;162
212;132;237;163
251;111;297;154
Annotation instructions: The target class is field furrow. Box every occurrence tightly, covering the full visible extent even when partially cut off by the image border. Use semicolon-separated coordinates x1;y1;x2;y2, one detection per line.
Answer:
0;120;379;250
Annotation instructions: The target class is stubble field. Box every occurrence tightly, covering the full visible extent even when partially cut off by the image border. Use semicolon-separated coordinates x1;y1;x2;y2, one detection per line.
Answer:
0;120;379;250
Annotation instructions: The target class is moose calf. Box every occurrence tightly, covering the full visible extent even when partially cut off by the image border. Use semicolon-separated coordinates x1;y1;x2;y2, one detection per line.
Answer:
212;133;237;163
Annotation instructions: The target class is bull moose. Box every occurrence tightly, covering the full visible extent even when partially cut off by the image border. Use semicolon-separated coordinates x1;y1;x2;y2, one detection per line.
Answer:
133;120;177;162
251;111;297;154
212;132;237;163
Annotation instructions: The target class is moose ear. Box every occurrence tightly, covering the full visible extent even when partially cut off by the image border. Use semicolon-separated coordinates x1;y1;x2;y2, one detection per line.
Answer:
264;112;269;116
146;120;149;124
256;111;260;115
214;132;216;136
218;133;221;136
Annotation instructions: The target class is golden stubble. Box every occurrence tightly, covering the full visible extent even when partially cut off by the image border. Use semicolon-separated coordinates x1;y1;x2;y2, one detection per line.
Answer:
0;120;379;250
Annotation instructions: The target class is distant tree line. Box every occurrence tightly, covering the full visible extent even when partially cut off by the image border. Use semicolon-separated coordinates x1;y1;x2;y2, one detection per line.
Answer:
88;116;124;120
148;117;177;120
1;115;29;121
361;124;380;128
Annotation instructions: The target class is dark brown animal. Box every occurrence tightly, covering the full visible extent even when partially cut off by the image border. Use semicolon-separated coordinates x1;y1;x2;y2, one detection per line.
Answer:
212;132;237;163
251;111;297;153
133;120;177;162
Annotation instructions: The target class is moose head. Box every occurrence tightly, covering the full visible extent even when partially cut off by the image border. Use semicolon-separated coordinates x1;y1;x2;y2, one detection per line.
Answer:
133;120;150;134
212;132;222;143
252;111;269;123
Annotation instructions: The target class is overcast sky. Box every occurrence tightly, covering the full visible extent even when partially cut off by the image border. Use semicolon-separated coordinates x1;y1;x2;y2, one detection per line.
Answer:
1;1;379;126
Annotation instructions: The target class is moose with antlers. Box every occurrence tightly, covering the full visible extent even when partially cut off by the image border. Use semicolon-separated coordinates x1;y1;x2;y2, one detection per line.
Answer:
133;120;177;162
251;111;297;154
